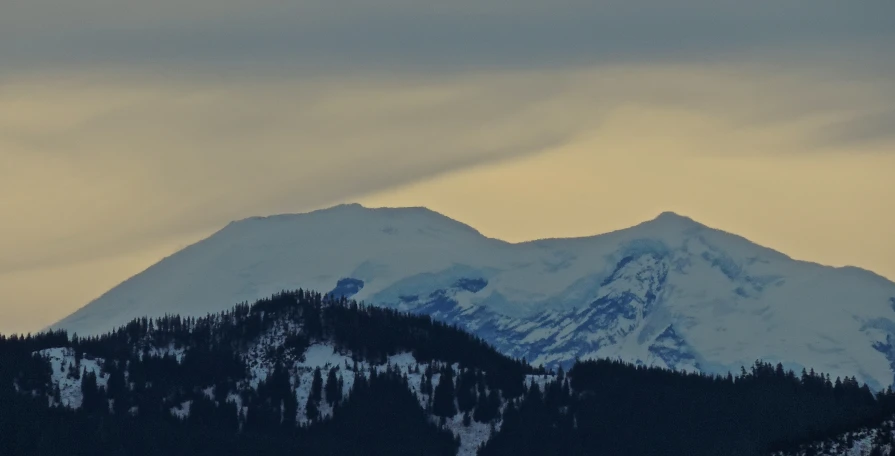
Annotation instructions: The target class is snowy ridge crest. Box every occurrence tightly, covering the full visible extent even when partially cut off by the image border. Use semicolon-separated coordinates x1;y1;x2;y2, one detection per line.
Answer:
51;204;895;388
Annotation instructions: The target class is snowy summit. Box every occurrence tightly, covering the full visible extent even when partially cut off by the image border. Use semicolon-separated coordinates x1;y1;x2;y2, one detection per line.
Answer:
53;204;895;389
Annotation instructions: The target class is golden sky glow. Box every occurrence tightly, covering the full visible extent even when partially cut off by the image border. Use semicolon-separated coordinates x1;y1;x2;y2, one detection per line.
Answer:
1;0;894;334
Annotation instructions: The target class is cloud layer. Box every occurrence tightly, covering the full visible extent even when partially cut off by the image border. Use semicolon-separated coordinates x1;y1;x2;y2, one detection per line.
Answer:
1;0;893;333
2;0;893;71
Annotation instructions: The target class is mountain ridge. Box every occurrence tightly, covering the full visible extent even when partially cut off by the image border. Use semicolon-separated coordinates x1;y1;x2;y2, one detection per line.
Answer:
50;203;895;389
207;203;873;277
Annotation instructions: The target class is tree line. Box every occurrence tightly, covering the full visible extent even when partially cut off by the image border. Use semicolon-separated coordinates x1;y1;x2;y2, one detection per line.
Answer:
2;290;895;455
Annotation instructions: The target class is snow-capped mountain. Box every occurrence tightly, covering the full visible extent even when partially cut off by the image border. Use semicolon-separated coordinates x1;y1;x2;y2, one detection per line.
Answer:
52;204;895;388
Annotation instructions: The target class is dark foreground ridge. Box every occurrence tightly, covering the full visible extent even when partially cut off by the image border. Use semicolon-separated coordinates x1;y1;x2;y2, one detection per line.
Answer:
2;290;895;455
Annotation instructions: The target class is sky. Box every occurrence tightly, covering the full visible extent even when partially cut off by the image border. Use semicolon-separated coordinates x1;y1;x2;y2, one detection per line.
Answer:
1;0;894;334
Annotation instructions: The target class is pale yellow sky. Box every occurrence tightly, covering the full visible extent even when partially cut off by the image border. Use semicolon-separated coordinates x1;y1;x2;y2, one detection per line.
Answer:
1;63;894;334
360;133;895;274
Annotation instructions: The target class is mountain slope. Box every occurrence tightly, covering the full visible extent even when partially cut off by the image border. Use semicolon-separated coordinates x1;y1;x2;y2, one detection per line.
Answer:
9;292;895;456
53;204;895;388
4;292;537;456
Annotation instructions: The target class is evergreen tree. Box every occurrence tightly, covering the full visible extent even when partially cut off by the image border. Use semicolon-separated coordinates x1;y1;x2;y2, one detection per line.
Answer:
311;367;324;404
456;368;477;413
473;388;490;423
283;390;299;428
80;370;101;413
433;366;457;418
306;391;319;421
325;367;341;406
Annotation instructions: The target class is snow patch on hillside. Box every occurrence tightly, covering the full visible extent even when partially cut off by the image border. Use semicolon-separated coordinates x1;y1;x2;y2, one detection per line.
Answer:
172;400;192;419
302;344;354;369
144;345;186;363
237;324;516;453
37;347;109;408
774;421;892;456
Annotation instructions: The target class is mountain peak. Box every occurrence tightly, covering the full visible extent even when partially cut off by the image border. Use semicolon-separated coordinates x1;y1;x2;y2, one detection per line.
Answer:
51;201;895;390
225;203;484;240
633;211;706;233
652;211;698;223
327;202;366;211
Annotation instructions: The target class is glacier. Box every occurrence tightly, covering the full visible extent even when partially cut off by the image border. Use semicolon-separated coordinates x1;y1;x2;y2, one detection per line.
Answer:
51;204;895;389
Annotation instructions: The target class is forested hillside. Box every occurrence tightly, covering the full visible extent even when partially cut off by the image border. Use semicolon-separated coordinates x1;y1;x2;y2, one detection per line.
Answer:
3;290;895;455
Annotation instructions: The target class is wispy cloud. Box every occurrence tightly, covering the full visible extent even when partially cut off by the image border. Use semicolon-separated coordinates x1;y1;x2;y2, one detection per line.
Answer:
1;0;894;333
0;70;587;274
2;62;891;276
812;109;895;149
